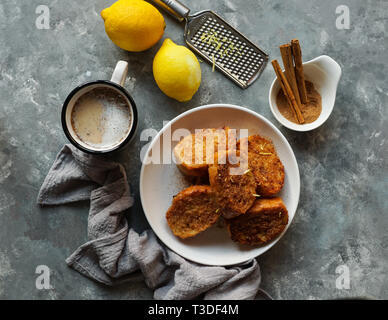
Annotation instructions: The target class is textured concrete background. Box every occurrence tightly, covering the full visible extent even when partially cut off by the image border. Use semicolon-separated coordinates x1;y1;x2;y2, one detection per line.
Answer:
0;0;387;299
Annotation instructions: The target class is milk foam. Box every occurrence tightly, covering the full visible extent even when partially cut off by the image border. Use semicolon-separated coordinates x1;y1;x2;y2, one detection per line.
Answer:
71;87;131;149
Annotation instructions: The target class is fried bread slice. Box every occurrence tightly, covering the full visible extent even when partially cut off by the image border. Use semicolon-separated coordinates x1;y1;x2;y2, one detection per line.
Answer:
227;197;288;246
238;135;284;196
166;185;222;239
208;151;256;219
173;127;236;177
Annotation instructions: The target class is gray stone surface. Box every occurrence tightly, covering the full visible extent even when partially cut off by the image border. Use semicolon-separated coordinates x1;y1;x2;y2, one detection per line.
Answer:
0;0;387;299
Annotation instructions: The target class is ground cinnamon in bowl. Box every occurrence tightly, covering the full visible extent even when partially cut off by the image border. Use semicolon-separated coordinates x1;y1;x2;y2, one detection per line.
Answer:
276;80;322;124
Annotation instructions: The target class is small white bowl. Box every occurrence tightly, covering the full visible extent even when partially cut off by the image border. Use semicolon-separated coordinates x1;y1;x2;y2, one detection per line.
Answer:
269;55;342;132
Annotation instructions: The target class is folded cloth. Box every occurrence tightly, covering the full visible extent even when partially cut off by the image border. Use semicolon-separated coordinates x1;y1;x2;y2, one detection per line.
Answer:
37;144;268;300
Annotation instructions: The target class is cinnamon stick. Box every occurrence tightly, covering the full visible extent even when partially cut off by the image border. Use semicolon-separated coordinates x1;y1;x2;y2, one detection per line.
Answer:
291;39;308;104
280;44;301;107
271;60;305;124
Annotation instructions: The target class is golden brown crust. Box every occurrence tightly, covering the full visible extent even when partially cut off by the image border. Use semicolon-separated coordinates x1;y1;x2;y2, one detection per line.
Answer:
208;151;256;219
227;197;289;246
238;135;285;196
173;127;236;177
166;185;222;239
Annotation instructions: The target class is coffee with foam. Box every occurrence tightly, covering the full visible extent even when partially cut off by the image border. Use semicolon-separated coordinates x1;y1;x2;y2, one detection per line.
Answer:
71;87;132;150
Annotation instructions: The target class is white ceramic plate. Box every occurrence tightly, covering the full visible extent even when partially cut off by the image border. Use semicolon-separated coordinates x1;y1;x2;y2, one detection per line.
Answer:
140;104;300;266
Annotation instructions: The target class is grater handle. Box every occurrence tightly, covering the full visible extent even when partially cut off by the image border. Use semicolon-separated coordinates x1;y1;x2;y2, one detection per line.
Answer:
149;0;190;22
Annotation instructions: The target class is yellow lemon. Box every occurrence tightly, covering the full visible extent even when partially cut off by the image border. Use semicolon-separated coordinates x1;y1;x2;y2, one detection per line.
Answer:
153;39;201;102
101;0;165;52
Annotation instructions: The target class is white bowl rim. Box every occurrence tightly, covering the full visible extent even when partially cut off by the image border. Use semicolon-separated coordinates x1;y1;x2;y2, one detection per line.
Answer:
139;103;300;266
268;55;341;132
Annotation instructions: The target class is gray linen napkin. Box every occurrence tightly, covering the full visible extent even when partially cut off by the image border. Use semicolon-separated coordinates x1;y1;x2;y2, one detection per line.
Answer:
37;144;267;300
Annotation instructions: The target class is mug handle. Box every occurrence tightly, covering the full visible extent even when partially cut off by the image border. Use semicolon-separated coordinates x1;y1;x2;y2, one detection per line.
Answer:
111;61;129;86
